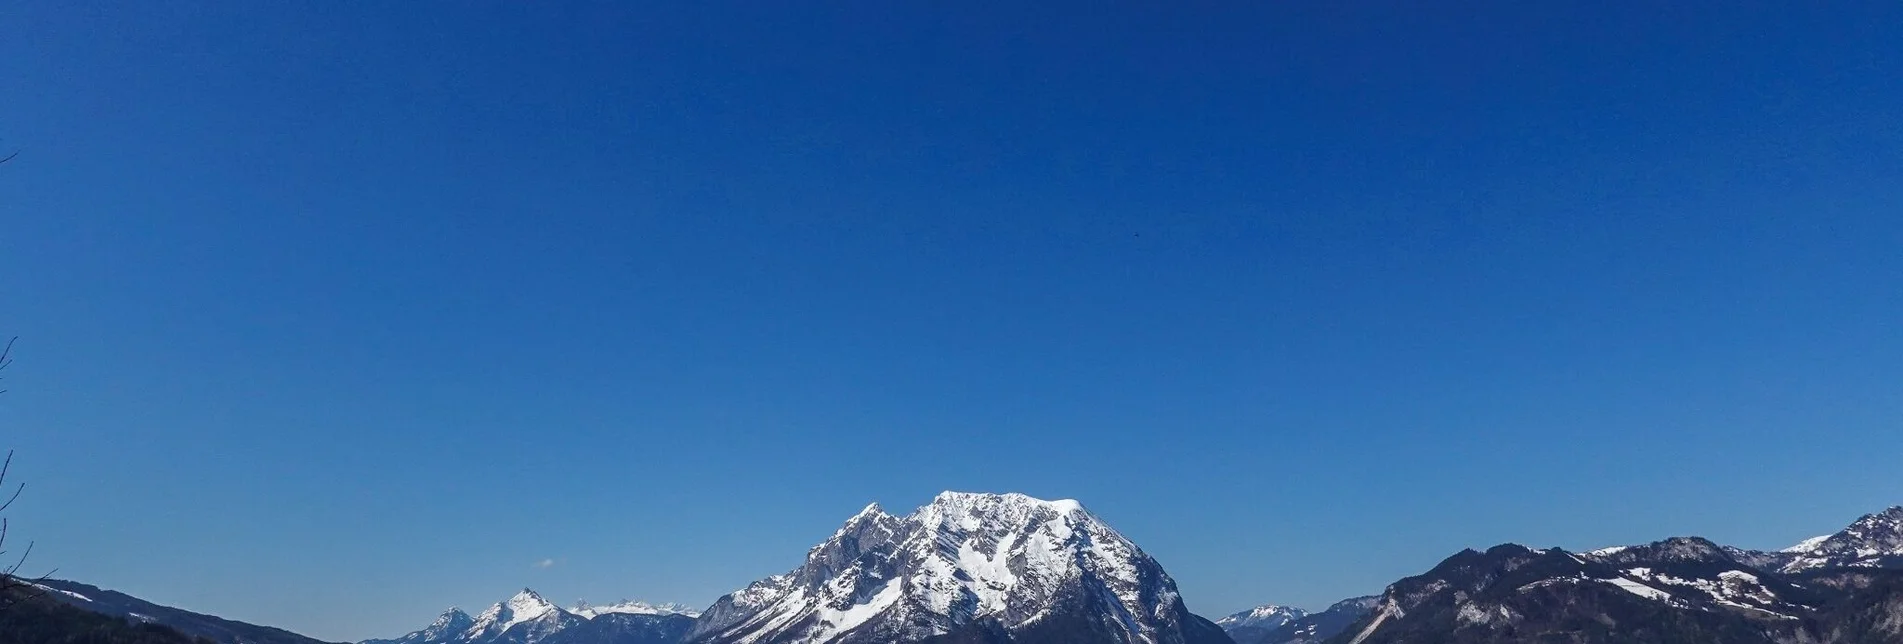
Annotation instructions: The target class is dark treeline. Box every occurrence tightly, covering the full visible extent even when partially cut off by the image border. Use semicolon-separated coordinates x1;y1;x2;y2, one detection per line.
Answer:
0;589;209;644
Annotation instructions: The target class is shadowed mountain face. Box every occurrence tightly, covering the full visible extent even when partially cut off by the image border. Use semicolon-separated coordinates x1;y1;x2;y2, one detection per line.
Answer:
686;492;1232;644
30;578;338;644
1322;508;1903;644
1;588;213;644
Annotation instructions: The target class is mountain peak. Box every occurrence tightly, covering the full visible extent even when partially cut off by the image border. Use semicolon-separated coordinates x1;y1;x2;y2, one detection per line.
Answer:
1849;506;1903;531
1216;603;1308;629
1780;504;1903;572
914;492;1092;534
689;492;1218;644
428;608;472;627
465;587;568;641
1587;536;1731;566
569;599;702;619
926;490;1084;514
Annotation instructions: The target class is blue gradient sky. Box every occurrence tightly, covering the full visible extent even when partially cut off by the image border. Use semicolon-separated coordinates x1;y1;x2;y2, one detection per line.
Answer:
3;2;1901;641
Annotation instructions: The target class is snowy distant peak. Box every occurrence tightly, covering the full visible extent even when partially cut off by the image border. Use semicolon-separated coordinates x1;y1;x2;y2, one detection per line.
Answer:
428;608;472;628
1216;604;1308;629
850;501;888;521
911;491;1105;542
827;502;902;541
467;588;564;637
923;491;1087;517
505;588;559;619
1778;505;1903;572
1783;535;1831;554
569;599;701;619
1823;506;1903;553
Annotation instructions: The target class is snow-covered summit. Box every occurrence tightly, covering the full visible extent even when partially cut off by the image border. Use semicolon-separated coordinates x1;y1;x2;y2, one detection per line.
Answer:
1214;604;1308;630
688;491;1228;644
1782;535;1831;554
364;589;699;644
1779;506;1903;572
465;589;569;643
569;599;701;619
427;608;472;629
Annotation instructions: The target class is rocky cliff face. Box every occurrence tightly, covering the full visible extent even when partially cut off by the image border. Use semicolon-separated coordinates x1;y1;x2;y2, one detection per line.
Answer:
686;492;1231;644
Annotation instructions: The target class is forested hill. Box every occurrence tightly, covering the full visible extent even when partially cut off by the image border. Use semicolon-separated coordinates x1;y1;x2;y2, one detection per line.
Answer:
1;587;210;644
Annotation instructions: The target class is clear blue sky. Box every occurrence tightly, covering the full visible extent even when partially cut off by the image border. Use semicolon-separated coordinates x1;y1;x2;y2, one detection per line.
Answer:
2;2;1900;641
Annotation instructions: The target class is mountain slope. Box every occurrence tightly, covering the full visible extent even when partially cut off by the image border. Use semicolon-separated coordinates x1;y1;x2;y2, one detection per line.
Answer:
686;492;1232;644
1215;605;1305;633
362;610;474;644
31;579;335;644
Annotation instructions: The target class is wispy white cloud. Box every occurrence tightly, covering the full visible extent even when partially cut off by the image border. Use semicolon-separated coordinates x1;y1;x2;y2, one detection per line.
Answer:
534;558;557;569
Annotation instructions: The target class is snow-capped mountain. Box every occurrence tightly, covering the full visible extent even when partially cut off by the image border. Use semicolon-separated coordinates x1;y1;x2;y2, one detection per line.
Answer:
1219;597;1374;644
465;589;582;644
1775;506;1903;573
364;609;477;644
1327;506;1903;644
685;491;1231;644
571;601;701;619
1214;605;1305;631
365;589;697;644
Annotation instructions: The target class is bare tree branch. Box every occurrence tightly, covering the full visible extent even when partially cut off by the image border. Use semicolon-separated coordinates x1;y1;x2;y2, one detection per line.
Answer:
0;337;13;396
0;339;53;609
0;450;43;608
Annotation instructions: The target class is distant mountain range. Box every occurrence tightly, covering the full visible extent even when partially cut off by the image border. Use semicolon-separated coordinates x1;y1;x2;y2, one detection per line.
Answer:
26;496;1903;644
1218;597;1377;644
1319;506;1903;644
362;589;699;644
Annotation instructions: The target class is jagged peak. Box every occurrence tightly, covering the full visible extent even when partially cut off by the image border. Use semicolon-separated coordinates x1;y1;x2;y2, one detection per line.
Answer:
1794;505;1903;557
692;491;1183;644
913;492;1096;534
829;502;900;537
470;587;563;633
429;607;472;625
926;491;1085;514
1848;506;1903;529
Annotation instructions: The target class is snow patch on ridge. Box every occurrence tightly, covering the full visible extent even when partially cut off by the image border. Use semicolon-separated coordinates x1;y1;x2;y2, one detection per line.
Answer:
1782;535;1830;554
